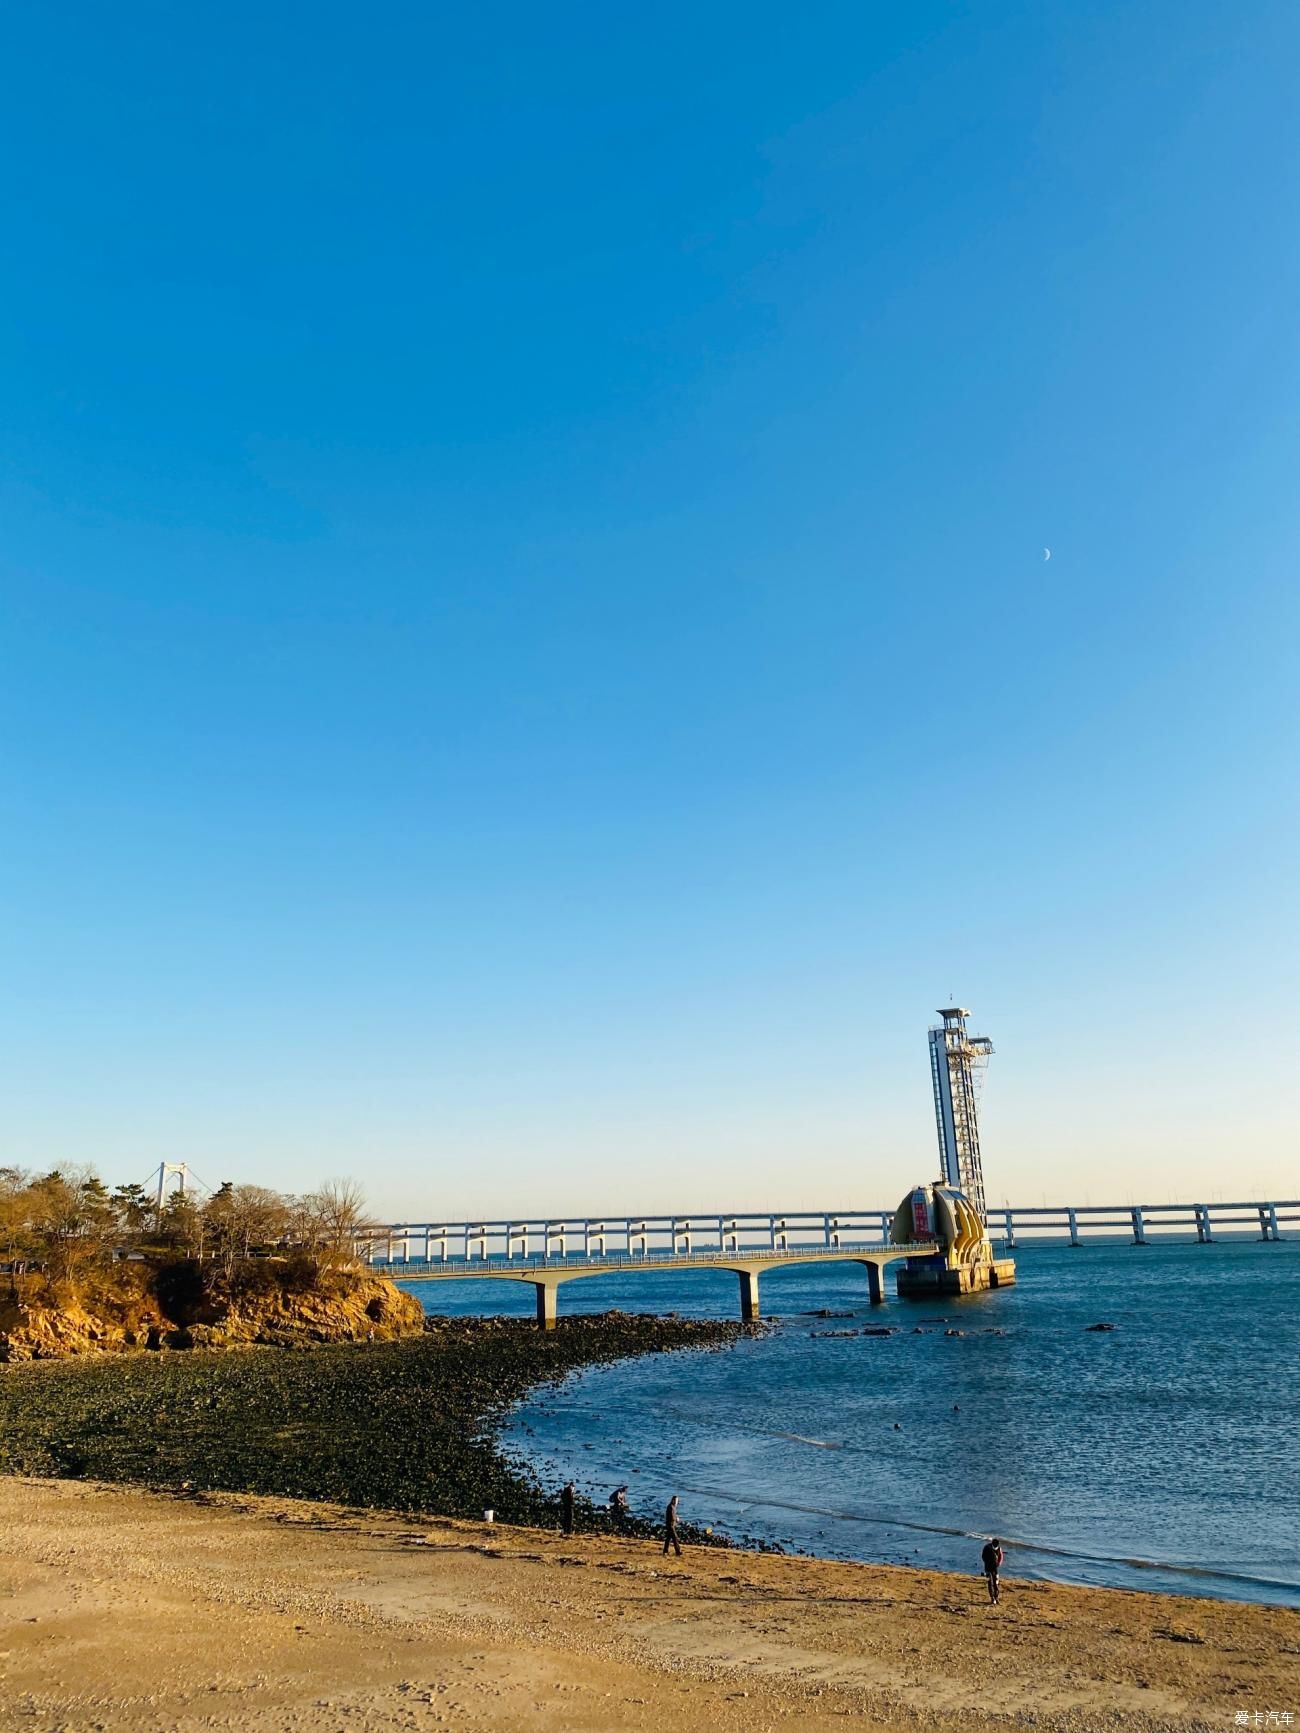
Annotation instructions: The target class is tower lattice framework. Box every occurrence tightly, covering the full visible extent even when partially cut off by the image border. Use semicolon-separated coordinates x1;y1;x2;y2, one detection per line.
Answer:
928;1007;993;1225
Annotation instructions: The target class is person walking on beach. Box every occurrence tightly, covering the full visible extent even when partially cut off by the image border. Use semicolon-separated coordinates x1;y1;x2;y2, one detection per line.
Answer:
609;1485;629;1530
663;1494;682;1557
560;1481;576;1536
981;1536;1004;1604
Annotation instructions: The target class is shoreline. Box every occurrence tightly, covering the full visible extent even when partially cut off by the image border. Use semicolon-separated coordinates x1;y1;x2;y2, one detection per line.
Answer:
6;1304;1297;1608
498;1325;1300;1610
0;1312;753;1538
4;1475;1298;1731
472;1259;1300;1610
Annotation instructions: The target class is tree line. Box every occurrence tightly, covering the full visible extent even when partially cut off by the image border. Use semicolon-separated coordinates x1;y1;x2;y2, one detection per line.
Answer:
0;1168;374;1285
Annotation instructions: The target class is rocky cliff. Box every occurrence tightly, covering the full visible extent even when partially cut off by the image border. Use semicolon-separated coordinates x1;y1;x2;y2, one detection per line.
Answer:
0;1259;425;1362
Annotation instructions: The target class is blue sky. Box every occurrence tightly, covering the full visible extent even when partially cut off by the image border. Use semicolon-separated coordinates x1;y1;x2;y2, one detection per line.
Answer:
2;2;1296;1217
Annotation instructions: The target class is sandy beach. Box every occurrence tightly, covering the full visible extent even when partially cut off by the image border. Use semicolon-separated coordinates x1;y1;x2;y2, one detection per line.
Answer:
2;1478;1297;1731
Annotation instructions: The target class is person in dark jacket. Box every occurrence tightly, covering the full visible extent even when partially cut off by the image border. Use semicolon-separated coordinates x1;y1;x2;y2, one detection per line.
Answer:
663;1493;682;1556
981;1536;1004;1603
560;1481;576;1535
609;1485;629;1530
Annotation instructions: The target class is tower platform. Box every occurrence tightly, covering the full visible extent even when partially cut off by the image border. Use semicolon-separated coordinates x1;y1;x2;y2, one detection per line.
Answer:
896;1253;1016;1298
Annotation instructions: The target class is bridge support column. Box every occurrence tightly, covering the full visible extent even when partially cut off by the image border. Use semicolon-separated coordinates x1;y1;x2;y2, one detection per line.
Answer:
534;1281;560;1330
737;1269;760;1323
862;1261;885;1305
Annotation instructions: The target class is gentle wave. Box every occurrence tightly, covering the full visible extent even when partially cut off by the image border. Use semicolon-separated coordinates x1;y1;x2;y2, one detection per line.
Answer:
488;1242;1300;1604
530;1398;1298;1596
532;1396;879;1455
656;1477;1299;1597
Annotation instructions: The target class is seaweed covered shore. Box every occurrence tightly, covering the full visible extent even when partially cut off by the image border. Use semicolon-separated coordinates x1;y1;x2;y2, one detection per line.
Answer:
0;1312;749;1537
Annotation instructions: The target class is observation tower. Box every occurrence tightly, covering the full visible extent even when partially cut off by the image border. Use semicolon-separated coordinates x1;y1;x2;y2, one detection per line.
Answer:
930;1007;993;1222
891;1006;1016;1296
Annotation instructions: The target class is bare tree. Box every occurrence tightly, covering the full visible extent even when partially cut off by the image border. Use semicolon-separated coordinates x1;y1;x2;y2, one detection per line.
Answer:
231;1185;289;1255
205;1183;289;1277
283;1192;324;1252
304;1178;373;1265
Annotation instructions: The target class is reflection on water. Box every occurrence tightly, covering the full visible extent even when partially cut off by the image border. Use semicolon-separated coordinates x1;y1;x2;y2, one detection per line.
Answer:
402;1239;1300;1605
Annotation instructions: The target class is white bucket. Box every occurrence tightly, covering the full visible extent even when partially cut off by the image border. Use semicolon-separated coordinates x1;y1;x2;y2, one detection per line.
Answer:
483;1509;494;1523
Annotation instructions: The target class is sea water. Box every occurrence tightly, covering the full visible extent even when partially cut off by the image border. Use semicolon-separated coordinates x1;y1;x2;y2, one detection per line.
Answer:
400;1238;1300;1605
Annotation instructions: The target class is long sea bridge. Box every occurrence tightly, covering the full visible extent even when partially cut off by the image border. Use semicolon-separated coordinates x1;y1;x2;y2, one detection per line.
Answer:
359;1198;1296;1327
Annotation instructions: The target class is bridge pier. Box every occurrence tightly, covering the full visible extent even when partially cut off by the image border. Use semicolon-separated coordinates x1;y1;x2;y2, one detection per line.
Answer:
534;1280;560;1330
858;1260;886;1304
736;1268;761;1323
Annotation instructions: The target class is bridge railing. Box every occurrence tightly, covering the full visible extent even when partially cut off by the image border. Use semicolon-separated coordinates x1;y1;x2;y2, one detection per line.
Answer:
361;1241;925;1275
357;1199;1298;1264
356;1210;898;1267
985;1200;1299;1246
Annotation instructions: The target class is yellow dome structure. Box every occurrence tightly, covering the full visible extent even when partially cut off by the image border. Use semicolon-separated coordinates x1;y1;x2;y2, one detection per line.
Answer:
890;1181;1015;1296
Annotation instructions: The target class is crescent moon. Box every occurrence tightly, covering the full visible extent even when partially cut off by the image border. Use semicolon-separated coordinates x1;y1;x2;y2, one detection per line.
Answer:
1043;547;1052;561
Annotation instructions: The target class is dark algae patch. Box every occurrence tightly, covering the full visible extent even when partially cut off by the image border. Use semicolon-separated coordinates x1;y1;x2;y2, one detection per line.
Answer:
0;1313;747;1539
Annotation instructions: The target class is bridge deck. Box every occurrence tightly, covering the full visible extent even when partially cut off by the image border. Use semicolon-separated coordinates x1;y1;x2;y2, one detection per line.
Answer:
368;1242;918;1283
368;1242;927;1327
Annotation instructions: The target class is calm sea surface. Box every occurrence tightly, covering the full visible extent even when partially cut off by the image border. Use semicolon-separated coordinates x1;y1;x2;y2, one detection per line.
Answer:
400;1239;1300;1605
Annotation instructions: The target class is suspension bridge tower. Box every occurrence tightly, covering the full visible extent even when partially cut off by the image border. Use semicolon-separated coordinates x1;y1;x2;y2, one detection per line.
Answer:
892;1006;1016;1297
150;1162;193;1210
